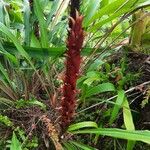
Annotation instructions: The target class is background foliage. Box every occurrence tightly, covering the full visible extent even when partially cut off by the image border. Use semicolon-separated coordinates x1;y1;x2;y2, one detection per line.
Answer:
0;0;150;149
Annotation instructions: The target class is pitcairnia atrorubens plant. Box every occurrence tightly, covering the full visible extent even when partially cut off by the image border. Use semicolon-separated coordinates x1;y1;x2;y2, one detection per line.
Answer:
0;0;150;150
60;1;84;131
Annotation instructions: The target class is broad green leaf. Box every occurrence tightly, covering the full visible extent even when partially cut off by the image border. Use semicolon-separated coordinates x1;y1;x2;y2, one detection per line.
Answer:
86;71;100;78
100;0;109;8
34;0;49;48
10;132;22;150
109;90;125;124
88;59;105;71
83;0;100;27
70;128;150;144
68;121;98;132
2;42;65;58
2;42;103;58
83;71;100;86
89;0;127;23
85;82;115;98
89;0;149;31
83;77;100;86
89;8;130;31
123;98;135;150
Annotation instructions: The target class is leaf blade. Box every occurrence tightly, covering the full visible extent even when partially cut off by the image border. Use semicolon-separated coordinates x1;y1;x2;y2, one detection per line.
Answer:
68;121;98;132
85;82;115;98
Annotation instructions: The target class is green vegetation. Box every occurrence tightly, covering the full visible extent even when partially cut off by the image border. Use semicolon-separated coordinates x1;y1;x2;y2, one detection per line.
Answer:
0;0;149;149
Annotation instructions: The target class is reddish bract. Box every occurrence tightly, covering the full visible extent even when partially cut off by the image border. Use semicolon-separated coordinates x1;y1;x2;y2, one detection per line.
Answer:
61;13;84;130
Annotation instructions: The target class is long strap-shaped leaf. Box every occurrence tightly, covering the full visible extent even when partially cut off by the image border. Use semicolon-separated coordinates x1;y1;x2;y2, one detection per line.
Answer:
123;97;136;150
70;128;150;144
34;0;49;48
23;0;30;46
2;42;103;57
0;23;30;60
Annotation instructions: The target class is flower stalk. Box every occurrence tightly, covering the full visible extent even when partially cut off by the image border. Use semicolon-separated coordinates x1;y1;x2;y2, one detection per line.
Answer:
60;12;84;130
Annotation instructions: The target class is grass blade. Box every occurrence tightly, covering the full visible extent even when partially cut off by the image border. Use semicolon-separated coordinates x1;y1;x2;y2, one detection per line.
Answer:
109;90;125;124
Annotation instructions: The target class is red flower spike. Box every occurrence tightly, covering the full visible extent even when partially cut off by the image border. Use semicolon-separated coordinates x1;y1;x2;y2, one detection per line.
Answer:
60;13;84;131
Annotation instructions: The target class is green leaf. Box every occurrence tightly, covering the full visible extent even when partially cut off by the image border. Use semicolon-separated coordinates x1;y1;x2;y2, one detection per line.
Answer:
63;142;76;150
23;0;30;46
10;132;22;150
83;71;100;86
89;8;130;31
123;97;135;150
85;82;115;98
70;128;150;144
100;0;109;8
0;23;46;88
109;90;125;124
69;141;96;150
68;121;98;132
2;42;104;58
89;0;148;31
34;0;49;48
2;42;65;58
0;23;31;60
123;98;135;130
0;2;4;24
15;99;46;110
89;0;127;23
0;115;13;127
49;0;70;31
83;0;100;27
30;32;41;48
0;63;12;86
47;0;62;26
0;42;18;64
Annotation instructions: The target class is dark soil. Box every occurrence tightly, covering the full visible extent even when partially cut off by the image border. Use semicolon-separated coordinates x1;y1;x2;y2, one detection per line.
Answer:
126;51;150;130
